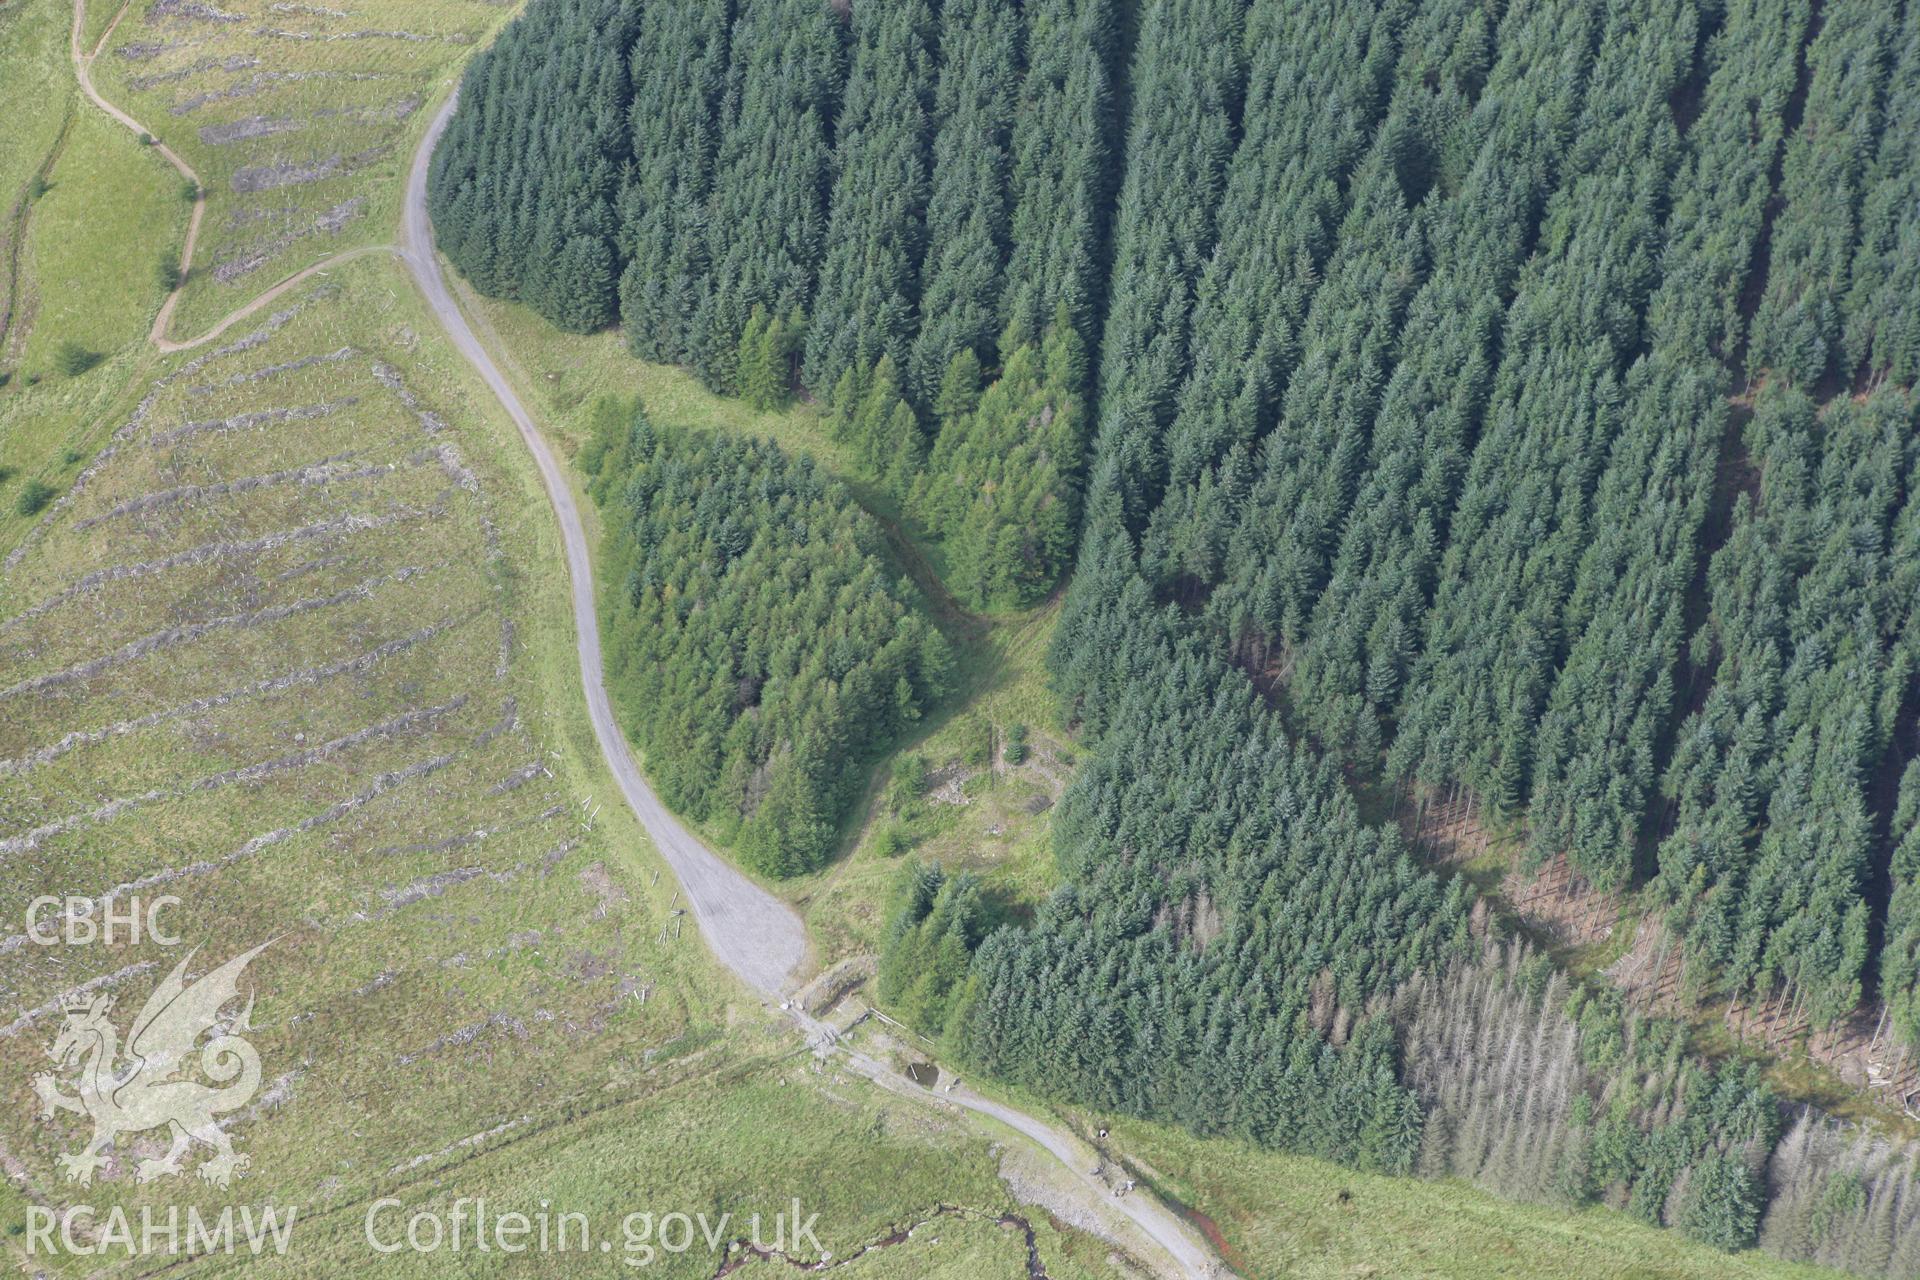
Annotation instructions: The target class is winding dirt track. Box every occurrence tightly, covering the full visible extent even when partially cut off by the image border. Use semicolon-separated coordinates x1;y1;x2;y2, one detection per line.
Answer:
794;1009;1225;1278
68;0;205;348
72;0;388;353
62;13;1225;1263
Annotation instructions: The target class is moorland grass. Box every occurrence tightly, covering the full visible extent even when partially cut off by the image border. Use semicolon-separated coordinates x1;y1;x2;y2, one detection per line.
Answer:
0;0;72;369
1112;1116;1850;1280
86;0;515;340
0;343;151;557
177;1064;1124;1279
0;243;1128;1279
0;0;177;559
17;107;176;371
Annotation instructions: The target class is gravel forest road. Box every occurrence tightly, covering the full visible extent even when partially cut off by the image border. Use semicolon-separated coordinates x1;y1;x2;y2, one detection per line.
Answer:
401;90;1225;1280
401;93;812;998
61;16;1221;1272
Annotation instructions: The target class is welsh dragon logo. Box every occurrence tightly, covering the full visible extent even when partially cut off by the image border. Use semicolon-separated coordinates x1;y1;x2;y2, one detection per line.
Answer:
32;942;271;1188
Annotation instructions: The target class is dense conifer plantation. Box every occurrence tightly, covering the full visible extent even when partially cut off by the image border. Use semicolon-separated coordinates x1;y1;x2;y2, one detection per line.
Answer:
1655;385;1916;1027
427;0;636;331
906;0;1020;404
803;0;936;395
616;0;730;365
438;0;1920;1265
692;0;845;392
1290;0;1598;766
1525;0;1811;885
998;0;1121;356
878;862;986;1035
823;353;924;498
1140;0;1410;598
1386;0;1696;818
1200;101;1434;642
1844;7;1920;388
433;0;1116;610
1883;762;1920;1048
1747;0;1898;388
584;407;952;877
951;625;1470;1174
1089;0;1247;526
911;319;1089;610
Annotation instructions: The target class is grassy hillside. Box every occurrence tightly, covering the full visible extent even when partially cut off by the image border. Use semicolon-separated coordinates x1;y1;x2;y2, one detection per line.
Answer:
0;0;74;367
0;251;697;1258
84;0;499;340
0;242;1124;1278
0;0;177;561
15;107;176;371
0;3;1142;1275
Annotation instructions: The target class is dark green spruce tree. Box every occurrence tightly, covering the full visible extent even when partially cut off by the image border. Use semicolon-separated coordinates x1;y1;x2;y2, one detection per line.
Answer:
692;0;845;392
618;0;732;363
427;0;639;332
803;0;936;396
907;0;1021;405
